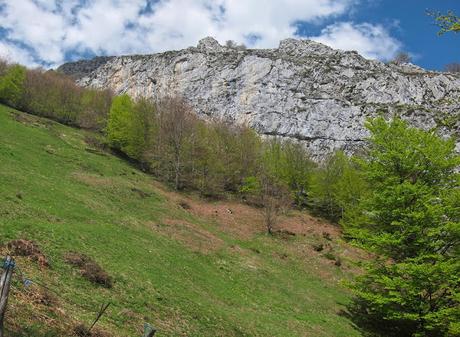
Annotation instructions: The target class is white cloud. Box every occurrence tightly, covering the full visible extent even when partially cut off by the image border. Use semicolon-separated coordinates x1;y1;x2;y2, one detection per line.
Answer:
0;41;41;68
0;0;401;67
311;21;401;60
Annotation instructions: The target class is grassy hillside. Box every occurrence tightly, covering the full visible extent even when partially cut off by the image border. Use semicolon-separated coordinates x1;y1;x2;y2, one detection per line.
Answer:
0;104;363;337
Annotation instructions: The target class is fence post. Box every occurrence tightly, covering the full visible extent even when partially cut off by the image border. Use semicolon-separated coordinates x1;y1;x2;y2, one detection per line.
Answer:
0;256;15;337
143;323;156;337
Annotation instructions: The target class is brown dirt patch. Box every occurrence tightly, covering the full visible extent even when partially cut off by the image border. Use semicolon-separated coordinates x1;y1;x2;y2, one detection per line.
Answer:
148;179;369;274
189;201;266;239
5;239;49;268
187;200;343;241
276;211;341;238
149;180;344;240
64;252;113;288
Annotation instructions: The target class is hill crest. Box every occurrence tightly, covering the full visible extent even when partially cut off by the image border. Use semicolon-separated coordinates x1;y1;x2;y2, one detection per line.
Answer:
58;37;460;157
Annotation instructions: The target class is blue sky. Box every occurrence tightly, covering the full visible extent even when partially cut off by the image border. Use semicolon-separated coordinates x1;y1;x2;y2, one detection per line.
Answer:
349;0;460;70
0;0;458;70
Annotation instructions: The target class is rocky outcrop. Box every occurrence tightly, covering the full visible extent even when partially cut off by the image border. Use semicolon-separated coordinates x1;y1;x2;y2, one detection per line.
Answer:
58;37;460;157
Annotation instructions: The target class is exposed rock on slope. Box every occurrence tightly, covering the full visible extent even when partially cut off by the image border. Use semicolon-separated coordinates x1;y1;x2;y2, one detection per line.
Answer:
58;37;460;157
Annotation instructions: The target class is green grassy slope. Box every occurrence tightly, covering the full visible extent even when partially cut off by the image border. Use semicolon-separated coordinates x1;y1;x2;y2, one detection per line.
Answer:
0;104;361;337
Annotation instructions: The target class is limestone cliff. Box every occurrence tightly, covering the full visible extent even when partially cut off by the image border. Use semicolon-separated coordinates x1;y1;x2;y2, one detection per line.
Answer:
58;37;460;157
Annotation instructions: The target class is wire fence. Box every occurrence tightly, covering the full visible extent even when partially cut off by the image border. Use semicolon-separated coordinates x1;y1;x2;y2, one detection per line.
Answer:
1;256;157;336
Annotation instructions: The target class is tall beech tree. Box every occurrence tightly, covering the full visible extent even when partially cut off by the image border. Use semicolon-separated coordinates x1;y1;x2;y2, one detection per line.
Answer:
347;117;460;336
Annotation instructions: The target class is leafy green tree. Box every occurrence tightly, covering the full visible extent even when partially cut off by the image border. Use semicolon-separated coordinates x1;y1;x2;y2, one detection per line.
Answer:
106;94;146;159
333;154;368;225
308;151;348;221
347;117;460;336
432;10;460;35
0;64;26;107
0;59;8;77
187;120;226;196
261;139;314;207
279;142;314;207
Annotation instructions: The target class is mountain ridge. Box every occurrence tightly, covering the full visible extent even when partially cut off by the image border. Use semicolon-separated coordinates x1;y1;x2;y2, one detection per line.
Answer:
58;37;460;157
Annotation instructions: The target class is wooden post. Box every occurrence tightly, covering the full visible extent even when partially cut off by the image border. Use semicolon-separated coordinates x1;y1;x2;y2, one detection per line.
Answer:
0;256;14;337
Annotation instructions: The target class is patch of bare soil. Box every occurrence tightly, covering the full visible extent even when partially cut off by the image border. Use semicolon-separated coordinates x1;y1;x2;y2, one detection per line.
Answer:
4;239;49;268
189;202;266;239
150;180;345;240
10;111;54;128
277;211;341;238
64;252;113;288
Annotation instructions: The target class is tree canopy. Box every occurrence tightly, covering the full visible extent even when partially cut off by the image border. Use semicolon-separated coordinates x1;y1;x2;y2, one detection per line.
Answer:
432;10;460;35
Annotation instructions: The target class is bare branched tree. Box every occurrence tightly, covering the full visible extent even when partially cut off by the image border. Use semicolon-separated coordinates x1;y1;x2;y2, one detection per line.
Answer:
444;63;460;73
259;175;291;235
392;52;412;65
225;40;247;51
156;97;196;190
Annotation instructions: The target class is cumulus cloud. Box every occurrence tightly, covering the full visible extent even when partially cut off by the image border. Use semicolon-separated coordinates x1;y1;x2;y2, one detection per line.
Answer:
0;0;401;67
311;22;401;60
0;41;41;68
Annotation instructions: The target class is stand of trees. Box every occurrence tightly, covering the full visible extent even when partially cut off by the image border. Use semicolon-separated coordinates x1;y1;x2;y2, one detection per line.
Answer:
0;60;112;129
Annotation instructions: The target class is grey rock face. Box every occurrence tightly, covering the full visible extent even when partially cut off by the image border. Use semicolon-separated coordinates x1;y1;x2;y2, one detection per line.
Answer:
58;37;460;158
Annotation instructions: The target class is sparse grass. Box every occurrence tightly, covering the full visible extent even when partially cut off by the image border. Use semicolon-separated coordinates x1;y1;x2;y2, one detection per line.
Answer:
0;104;362;336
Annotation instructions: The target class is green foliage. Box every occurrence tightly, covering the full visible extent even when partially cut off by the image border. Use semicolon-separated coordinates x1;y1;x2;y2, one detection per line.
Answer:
347;117;460;336
430;10;460;35
309;151;367;222
106;94;146;159
0;61;111;129
0;64;26;106
261;139;314;207
240;176;261;195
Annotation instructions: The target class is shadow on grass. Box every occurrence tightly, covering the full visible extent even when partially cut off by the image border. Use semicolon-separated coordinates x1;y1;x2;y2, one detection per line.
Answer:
338;299;420;337
5;326;61;337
